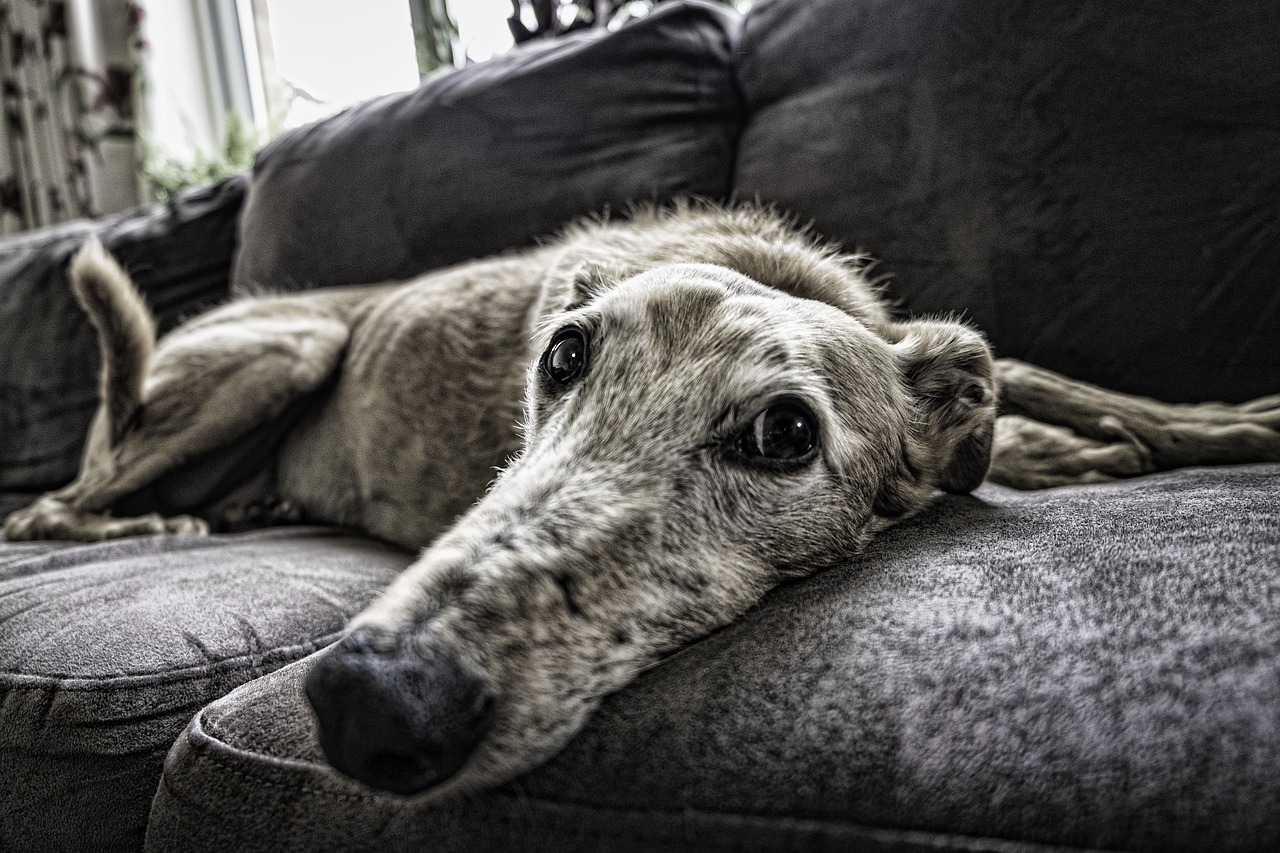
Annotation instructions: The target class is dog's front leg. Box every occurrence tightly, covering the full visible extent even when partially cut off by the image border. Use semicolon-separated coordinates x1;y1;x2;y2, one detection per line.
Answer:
990;358;1280;488
988;414;1154;489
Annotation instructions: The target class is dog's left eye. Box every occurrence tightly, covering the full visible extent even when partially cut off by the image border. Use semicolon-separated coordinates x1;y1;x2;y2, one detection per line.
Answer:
541;328;588;389
730;400;819;466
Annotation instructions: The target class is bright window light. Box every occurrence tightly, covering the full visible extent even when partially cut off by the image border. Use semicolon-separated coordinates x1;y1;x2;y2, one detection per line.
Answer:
264;0;421;128
452;0;515;64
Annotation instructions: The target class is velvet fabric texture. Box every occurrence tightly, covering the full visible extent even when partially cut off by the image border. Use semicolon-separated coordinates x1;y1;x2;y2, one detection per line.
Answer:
0;0;1278;850
0;527;409;852
0;176;247;493
231;2;744;294
735;0;1280;404
146;467;1280;852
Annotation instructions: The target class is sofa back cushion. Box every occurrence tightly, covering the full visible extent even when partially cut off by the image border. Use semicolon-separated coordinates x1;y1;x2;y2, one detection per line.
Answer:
736;0;1280;403
232;2;744;294
0;177;245;492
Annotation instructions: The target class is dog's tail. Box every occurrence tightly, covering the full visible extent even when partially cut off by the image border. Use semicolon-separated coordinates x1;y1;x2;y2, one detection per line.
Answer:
69;238;155;445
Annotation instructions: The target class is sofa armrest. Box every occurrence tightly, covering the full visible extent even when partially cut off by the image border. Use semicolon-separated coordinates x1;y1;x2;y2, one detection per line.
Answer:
0;175;248;492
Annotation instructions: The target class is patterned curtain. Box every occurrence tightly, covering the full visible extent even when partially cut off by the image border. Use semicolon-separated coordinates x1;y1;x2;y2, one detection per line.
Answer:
0;0;144;236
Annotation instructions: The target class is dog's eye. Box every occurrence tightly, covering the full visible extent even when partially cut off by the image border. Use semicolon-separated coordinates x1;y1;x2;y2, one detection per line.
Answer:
542;328;588;388
732;401;819;465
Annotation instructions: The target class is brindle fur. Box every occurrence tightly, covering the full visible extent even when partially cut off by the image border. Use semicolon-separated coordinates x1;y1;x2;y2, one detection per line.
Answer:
5;204;1279;798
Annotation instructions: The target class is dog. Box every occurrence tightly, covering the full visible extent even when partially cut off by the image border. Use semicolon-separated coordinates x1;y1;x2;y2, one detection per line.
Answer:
5;204;1278;799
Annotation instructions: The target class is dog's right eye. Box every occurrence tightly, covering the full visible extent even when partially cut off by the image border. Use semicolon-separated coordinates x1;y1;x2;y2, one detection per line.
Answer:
728;399;820;467
541;328;588;389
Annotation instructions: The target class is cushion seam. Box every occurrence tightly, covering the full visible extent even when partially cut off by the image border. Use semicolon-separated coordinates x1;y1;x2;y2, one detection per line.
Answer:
467;807;1087;853
178;740;1089;852
0;632;340;690
179;715;1092;852
0;525;363;575
191;739;374;803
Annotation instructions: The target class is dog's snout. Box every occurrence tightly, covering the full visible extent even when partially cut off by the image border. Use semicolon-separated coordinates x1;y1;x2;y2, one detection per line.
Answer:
304;630;494;795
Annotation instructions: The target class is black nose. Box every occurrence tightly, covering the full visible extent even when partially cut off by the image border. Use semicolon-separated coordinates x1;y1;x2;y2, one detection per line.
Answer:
304;630;494;795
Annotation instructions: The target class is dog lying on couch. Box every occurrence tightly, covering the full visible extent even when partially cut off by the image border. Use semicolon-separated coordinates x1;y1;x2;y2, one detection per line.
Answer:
5;204;1278;800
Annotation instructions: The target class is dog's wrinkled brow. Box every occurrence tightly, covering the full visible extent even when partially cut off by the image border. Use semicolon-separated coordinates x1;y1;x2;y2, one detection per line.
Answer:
534;310;602;351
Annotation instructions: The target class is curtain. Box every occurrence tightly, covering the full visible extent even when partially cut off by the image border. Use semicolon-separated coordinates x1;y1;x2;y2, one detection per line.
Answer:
0;0;144;236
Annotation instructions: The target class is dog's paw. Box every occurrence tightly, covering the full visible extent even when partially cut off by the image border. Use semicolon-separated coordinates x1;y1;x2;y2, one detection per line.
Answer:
2;496;88;541
2;502;45;541
2;498;210;542
1142;397;1280;469
1231;393;1280;416
92;512;209;540
162;514;210;536
988;415;1154;489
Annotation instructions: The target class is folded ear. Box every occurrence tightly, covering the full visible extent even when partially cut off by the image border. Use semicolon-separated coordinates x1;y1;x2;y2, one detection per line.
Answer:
529;258;634;327
528;260;637;337
566;261;635;310
889;320;997;494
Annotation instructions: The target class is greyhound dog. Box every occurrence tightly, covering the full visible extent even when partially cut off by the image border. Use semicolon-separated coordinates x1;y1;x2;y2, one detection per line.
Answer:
5;204;1279;799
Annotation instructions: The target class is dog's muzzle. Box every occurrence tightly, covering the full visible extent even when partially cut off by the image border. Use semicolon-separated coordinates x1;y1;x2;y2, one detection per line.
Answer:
304;628;494;795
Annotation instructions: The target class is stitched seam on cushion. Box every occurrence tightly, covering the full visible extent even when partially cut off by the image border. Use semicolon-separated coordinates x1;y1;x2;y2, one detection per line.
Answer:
486;806;763;852
0;632;341;690
0;223;95;257
181;718;1091;852
184;720;375;803
486;808;714;851
198;749;373;802
0;525;357;577
478;797;1093;853
191;699;350;773
170;745;1093;853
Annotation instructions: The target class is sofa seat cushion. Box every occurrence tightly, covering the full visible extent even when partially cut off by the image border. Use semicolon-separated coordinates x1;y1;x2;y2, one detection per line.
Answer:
0;526;411;853
147;465;1280;853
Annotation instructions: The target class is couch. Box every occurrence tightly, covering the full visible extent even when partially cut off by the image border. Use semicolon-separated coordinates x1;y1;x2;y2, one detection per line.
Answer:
2;1;1278;850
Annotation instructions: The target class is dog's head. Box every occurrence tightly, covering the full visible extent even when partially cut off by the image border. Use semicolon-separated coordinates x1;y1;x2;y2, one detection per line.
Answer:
305;262;995;798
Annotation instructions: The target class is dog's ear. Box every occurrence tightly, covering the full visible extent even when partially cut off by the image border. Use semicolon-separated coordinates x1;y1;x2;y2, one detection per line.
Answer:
528;261;631;338
889;320;996;494
567;261;632;310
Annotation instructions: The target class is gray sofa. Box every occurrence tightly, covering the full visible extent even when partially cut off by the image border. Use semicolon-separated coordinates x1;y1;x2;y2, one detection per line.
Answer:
2;1;1278;850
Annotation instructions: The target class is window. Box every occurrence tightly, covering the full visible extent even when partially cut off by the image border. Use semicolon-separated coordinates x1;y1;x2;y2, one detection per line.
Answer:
139;1;747;173
256;0;420;131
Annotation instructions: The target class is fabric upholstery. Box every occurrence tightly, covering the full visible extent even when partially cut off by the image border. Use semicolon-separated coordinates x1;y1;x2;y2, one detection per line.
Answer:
0;526;410;852
1;1;1278;851
231;1;743;295
148;466;1280;853
735;0;1280;403
0;175;247;493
